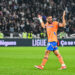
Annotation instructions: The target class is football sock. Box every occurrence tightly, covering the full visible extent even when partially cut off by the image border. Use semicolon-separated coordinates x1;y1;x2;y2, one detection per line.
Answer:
41;57;48;66
57;54;65;66
62;64;66;66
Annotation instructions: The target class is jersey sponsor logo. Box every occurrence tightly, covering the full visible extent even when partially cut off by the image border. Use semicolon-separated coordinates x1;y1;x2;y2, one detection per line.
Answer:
46;26;54;28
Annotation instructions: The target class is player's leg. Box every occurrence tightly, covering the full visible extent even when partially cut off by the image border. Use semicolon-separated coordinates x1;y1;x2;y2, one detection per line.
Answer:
41;50;51;66
35;42;53;69
35;50;51;69
53;50;66;69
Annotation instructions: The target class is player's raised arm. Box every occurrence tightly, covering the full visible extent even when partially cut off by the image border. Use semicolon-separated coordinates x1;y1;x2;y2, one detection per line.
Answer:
59;11;66;27
38;15;46;28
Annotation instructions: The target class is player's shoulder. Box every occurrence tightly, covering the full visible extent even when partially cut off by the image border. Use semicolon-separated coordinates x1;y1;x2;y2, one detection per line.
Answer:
53;21;58;25
53;21;58;23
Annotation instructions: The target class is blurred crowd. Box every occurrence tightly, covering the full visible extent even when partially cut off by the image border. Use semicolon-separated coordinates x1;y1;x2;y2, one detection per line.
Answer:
0;0;75;37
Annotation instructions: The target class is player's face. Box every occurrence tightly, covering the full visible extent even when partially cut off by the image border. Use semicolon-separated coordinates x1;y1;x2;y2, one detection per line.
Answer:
47;16;52;24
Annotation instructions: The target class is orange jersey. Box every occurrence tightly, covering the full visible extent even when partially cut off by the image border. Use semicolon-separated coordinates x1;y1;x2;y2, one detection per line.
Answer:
45;21;58;42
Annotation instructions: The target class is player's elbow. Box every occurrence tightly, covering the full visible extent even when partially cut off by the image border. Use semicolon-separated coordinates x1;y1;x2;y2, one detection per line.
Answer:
42;26;45;28
61;23;66;27
63;23;66;27
41;24;45;28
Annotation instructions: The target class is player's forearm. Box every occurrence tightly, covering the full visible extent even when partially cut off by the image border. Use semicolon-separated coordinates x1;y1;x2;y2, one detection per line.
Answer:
39;19;45;28
41;22;45;28
62;11;66;27
62;15;66;27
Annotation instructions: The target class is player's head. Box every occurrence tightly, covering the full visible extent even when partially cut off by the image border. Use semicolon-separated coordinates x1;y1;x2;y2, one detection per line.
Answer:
46;16;53;24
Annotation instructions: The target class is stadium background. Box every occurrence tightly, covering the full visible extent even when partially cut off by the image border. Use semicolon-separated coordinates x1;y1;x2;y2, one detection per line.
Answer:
0;0;75;75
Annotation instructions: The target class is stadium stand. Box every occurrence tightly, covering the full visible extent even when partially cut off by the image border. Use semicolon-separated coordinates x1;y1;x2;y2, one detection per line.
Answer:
0;0;75;38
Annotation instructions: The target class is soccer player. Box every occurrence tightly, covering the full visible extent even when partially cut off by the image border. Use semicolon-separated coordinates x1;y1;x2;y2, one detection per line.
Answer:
35;11;67;70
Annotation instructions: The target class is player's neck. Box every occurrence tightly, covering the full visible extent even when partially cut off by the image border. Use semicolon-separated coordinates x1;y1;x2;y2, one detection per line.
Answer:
47;21;53;24
48;22;53;24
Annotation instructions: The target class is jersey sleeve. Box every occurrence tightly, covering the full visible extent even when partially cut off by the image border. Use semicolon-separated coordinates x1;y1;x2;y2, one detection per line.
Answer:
55;21;59;25
53;21;59;29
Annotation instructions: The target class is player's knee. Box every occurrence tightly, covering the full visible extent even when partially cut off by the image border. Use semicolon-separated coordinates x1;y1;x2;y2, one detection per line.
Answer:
45;50;50;55
44;56;48;59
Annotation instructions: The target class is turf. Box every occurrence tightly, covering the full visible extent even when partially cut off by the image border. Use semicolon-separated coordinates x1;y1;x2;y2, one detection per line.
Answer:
0;47;75;75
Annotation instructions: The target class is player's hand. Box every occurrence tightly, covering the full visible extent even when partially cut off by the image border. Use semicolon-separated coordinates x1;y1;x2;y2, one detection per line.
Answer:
63;11;66;16
38;15;42;20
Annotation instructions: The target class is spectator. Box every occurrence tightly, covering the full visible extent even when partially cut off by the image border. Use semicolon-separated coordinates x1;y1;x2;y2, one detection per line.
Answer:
0;0;74;38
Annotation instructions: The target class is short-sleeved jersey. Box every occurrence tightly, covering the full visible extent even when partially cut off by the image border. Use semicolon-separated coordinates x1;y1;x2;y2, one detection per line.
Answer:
45;21;58;42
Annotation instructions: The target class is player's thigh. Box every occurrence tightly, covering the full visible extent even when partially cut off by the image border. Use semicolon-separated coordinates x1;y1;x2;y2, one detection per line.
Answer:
53;50;60;56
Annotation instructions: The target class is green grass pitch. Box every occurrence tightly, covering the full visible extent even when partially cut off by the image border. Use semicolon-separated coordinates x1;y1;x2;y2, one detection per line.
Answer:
0;47;75;75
